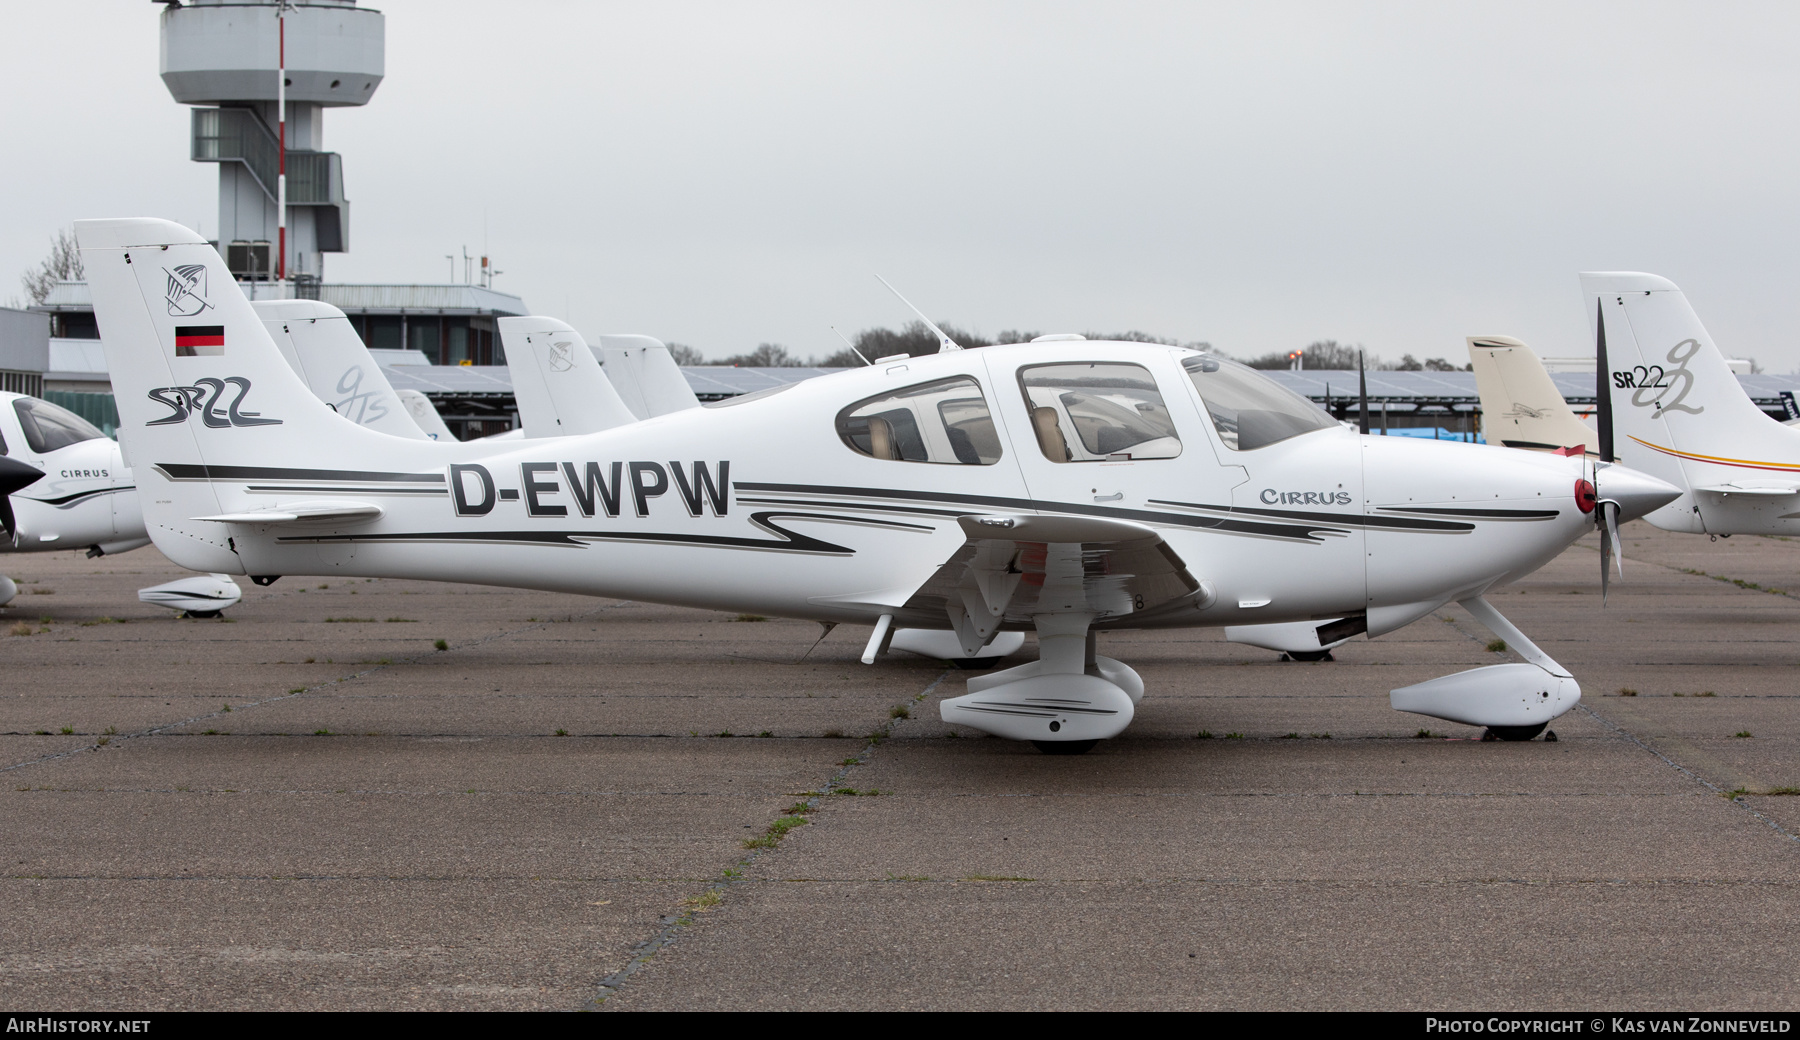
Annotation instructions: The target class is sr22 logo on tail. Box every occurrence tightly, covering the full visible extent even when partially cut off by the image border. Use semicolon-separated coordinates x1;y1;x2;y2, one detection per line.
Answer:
1611;340;1704;417
146;377;283;428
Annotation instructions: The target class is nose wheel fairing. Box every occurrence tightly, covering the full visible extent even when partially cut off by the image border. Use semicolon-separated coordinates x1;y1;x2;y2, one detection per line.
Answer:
1389;595;1581;730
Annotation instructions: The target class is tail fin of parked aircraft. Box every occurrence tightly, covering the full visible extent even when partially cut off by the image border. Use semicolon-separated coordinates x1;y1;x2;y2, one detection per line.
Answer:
1580;272;1800;532
1467;336;1597;455
498;316;637;437
593;336;701;419
75;218;465;572
254;299;430;440
395;389;455;441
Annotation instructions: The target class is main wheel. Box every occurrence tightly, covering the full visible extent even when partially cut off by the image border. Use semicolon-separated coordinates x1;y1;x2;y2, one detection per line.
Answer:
1282;649;1335;662
951;657;1003;670
1032;739;1100;755
1483;723;1548;742
183;610;223;619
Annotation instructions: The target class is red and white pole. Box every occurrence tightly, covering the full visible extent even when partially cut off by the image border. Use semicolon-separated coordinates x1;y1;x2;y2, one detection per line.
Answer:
276;1;287;290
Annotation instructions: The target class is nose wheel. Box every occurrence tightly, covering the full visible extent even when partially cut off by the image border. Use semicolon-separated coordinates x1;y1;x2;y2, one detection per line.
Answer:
1032;739;1100;755
1482;723;1549;742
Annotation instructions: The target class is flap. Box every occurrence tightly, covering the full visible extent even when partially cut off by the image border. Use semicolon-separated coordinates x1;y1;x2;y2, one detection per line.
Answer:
895;512;1201;632
193;501;385;525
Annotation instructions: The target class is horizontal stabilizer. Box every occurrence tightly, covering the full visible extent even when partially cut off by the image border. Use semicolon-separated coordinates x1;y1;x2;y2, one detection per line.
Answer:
1692;484;1799;496
193;501;384;525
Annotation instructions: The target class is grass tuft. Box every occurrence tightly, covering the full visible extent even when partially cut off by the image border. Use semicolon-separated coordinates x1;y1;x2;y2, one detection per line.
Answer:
1413;728;1435;738
313;729;331;736
1224;732;1246;740
1195;730;1213;739
433;639;448;651
554;729;568;737
1735;731;1754;738
323;617;377;624
734;614;767;623
889;705;911;720
1485;638;1507;653
1617;687;1638;697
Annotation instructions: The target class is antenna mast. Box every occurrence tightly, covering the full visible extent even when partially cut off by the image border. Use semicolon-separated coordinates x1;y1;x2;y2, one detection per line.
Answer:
874;275;961;352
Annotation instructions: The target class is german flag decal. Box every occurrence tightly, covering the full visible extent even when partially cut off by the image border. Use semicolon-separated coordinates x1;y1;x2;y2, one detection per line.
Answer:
175;325;225;357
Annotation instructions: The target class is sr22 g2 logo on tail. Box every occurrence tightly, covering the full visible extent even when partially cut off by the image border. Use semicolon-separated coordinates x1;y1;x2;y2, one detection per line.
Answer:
146;377;283;428
1611;339;1704;417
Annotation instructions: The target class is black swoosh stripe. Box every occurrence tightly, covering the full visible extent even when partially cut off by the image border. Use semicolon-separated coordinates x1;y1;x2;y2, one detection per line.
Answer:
274;512;928;557
157;464;445;484
1379;506;1561;519
1150;499;1476;532
734;481;1359;542
24;487;131;508
245;485;449;496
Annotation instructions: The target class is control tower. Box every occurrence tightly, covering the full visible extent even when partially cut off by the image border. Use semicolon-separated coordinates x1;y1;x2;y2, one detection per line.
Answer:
159;0;384;289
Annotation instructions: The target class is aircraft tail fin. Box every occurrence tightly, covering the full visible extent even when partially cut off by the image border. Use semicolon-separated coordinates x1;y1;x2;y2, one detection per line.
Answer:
75;218;441;571
594;335;701;418
1580;272;1800;531
253;299;429;440
498;316;637;437
1466;336;1596;455
395;389;455;441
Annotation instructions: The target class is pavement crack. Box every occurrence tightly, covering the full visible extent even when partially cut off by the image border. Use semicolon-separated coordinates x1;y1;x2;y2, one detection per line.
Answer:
1578;703;1799;846
586;667;955;1010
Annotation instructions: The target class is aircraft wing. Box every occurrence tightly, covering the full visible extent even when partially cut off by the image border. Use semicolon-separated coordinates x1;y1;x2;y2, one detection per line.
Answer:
893;513;1205;652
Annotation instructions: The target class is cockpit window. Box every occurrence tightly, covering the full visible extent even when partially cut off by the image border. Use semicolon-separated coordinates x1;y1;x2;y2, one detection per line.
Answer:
1182;353;1337;451
1017;362;1181;463
13;397;105;454
837;376;1002;465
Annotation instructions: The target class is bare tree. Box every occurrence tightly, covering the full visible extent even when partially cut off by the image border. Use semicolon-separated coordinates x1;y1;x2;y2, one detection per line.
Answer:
20;228;83;306
720;343;804;367
1243;339;1374;370
665;342;706;366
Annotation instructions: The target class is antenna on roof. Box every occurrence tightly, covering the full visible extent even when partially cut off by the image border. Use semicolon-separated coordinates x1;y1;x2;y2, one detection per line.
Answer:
874;274;961;352
830;326;872;366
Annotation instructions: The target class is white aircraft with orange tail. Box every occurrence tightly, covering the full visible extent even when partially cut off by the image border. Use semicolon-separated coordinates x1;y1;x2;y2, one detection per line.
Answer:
78;218;1679;751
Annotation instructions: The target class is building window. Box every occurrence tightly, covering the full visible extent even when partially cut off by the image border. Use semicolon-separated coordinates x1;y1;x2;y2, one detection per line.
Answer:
407;318;440;363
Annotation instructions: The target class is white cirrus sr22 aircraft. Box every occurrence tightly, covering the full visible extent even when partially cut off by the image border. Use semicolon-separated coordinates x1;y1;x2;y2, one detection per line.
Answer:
79;218;1680;752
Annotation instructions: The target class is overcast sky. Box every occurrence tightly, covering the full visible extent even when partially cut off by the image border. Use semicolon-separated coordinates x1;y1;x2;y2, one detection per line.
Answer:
5;1;1800;369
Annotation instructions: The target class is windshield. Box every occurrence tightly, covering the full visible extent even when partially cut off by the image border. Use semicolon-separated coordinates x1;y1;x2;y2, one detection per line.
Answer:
1182;354;1337;450
13;397;106;454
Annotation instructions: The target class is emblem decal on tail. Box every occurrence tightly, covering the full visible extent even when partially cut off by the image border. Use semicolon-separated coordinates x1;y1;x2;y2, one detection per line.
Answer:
146;377;283;428
163;264;211;317
1612;340;1704;418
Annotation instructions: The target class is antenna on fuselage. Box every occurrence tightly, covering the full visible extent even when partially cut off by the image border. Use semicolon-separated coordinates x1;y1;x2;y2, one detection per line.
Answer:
830;326;873;366
874;274;962;352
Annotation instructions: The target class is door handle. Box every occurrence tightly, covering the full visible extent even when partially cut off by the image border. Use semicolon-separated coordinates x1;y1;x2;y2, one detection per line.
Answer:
1094;492;1123;502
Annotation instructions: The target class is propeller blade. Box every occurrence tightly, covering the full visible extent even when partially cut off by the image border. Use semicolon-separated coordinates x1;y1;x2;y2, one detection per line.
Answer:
1358;350;1370;435
0;456;46;540
1598;505;1613;604
1604;500;1624;578
1595;298;1615;463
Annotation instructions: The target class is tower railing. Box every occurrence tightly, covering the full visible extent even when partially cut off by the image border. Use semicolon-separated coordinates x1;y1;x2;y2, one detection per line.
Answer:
191;107;341;207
